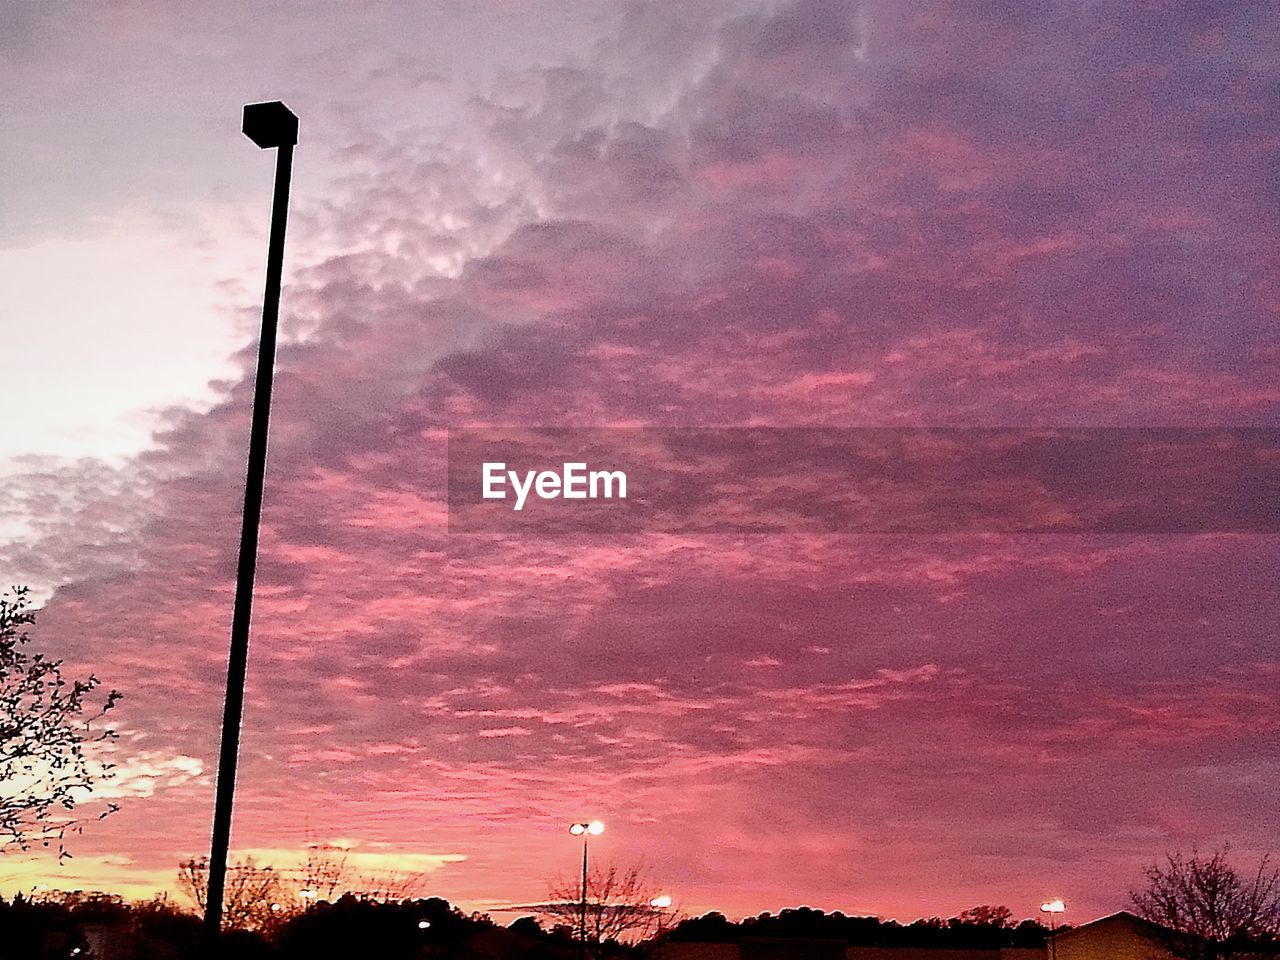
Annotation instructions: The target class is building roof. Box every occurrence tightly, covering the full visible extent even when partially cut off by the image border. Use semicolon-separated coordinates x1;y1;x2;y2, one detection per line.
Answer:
1055;912;1171;943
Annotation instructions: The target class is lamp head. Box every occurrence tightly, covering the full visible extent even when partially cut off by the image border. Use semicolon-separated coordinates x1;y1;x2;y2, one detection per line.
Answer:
1040;899;1066;914
587;820;605;836
242;101;299;148
569;823;586;836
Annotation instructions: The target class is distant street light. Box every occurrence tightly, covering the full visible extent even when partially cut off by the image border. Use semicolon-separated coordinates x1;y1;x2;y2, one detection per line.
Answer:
1041;899;1066;960
569;820;605;960
203;100;299;948
651;894;675;938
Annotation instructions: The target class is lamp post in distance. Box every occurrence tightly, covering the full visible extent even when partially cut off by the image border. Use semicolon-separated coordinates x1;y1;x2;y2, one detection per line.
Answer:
1040;898;1066;960
651;894;675;938
569;820;605;960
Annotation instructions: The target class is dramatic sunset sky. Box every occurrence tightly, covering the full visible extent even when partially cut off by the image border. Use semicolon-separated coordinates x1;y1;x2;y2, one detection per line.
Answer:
2;0;1278;925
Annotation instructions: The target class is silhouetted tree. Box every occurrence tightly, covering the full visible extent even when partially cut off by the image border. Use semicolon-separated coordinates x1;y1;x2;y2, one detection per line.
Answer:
122;895;204;960
1;586;121;858
958;905;1015;928
1131;847;1280;960
294;842;427;903
179;856;292;934
946;906;1025;949
542;861;675;951
510;914;553;939
180;846;427;934
0;894;89;958
666;911;738;943
666;908;1054;950
275;895;491;960
298;843;351;902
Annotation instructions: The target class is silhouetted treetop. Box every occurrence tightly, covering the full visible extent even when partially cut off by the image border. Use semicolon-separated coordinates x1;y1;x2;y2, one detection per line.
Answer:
665;907;1055;948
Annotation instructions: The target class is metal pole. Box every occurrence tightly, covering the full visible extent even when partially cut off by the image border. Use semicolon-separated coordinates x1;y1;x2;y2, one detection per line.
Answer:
1049;914;1058;960
580;837;589;960
204;102;297;948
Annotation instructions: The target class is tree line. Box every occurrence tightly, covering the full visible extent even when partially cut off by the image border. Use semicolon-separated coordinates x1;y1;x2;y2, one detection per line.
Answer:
664;904;1055;948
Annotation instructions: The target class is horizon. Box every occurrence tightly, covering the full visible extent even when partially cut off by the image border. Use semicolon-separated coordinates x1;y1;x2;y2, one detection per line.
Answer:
0;882;1109;931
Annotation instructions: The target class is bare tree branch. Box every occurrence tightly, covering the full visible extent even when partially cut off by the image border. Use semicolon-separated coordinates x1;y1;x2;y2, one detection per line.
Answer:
1;586;121;860
180;845;429;933
541;861;680;952
1131;847;1280;960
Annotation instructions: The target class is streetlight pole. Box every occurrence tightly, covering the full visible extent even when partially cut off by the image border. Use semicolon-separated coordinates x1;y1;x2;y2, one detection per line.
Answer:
580;836;588;958
1041;899;1066;960
569;821;604;960
650;895;673;939
203;100;299;948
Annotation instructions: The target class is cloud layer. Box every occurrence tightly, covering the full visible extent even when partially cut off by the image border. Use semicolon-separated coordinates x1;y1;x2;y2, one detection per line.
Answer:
4;0;1279;923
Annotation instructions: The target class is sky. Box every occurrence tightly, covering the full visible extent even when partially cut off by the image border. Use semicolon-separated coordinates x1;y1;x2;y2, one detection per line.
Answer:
1;0;1279;926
